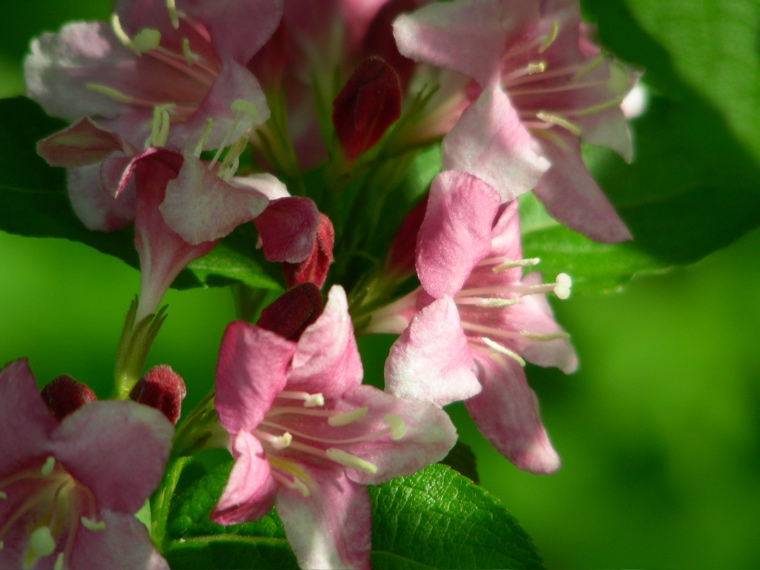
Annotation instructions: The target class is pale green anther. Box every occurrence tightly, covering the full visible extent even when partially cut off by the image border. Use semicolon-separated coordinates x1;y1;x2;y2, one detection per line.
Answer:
536;111;582;136
383;415;406;440
478;298;519;308
481;337;526;367
521;331;571;341
526;61;546;75
492;257;540;272
0;491;7;500
193;118;214;157
231;99;259;122
81;517;106;532
41;456;55;477
182;37;196;67
111;13;137;53
167;0;180;29
0;540;4;551
54;553;65;570
325;449;378;474
132;28;161;52
328;408;368;427
303;393;325;408
86;83;133;104
150;104;173;147
30;526;56;557
538;21;559;53
293;477;311;498
272;432;292;450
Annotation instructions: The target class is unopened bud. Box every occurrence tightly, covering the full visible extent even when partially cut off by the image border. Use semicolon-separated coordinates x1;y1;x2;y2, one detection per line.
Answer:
41;375;97;421
333;57;402;162
129;365;187;425
257;283;323;341
362;0;418;89
283;213;335;289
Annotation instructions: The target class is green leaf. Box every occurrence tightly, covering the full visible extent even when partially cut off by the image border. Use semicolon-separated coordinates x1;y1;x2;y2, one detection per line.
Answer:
163;461;541;570
0;97;282;292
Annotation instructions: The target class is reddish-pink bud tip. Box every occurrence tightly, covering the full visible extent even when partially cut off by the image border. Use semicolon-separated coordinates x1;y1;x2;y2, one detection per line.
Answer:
257;282;323;341
283;213;335;289
41;375;97;421
130;364;187;425
362;0;418;89
333;57;402;162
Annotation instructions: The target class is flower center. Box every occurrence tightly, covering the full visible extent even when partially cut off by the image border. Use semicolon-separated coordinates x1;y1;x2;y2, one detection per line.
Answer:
0;456;104;569
252;394;406;496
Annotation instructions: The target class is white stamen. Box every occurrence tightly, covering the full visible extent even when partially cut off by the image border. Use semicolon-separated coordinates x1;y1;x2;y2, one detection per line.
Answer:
526;61;547;74
521;331;571;341
554;273;572;300
132;28;161;52
147;104;174;148
292;477;311;497
573;52;605;81
54;553;64;570
328;408;368;427
303;394;324;408
325;449;378;474
383;415;406;440
481;337;526;367
218;136;249;181
111;13;138;53
535;111;582;136
572;97;625;117
489;257;540;272
272;432;292;450
41;456;55;477
538;21;559;53
478;298;519;308
167;0;180;29
193;117;214;157
30;526;56;557
81;517;106;532
86;83;134;104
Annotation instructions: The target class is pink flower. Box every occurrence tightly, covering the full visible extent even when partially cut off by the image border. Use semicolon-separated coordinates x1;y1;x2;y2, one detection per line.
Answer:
212;286;457;569
368;171;577;473
0;359;173;569
394;0;638;242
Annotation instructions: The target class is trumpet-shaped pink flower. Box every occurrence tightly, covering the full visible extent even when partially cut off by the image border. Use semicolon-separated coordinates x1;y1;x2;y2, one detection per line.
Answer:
212;286;457;569
0;359;173;569
394;0;638;242
368;171;577;473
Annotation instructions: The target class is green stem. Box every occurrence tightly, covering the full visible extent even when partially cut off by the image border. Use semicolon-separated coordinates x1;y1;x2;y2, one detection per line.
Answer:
151;455;190;551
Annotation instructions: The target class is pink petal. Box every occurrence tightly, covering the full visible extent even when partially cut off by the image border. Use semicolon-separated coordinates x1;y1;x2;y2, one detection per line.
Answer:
68;509;169;570
337;384;458;486
385;297;481;407
36;118;131;168
253;196;320;263
442;87;549;201
215;322;296;434
0;359;56;479
211;431;277;525
159;157;270;245
276;466;371;570
416;170;500;298
287;286;363;400
533;131;632;243
66;163;136;231
51;401;173;513
466;354;560;474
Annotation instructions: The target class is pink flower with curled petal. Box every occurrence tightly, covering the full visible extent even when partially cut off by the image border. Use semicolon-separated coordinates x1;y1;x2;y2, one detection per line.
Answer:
367;171;577;474
25;0;282;231
0;359;173;570
212;286;457;570
394;0;639;243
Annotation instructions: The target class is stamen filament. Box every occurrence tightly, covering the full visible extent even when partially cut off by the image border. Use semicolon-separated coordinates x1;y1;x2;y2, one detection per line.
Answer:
521;331;571;341
535;111;582;136
538;21;559;53
260;421;393;445
480;337;526;366
167;0;179;29
325;449;378;474
328;408;368;426
277;391;325;408
509;79;610;97
80;517;106;532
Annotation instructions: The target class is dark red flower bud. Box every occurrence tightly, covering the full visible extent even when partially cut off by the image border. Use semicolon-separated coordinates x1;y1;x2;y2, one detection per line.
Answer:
283;213;335;289
362;0;418;89
41;375;97;421
130;365;187;425
257;282;323;341
333;57;402;162
385;193;429;279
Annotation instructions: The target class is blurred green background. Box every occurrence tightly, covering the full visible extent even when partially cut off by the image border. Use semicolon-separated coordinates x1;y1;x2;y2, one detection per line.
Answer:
2;1;760;568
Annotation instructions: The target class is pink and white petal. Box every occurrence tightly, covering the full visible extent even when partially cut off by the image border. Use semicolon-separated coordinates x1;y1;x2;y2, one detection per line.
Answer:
51;401;173;513
287;286;363;400
0;359;56;479
253;197;320;263
576;105;634;163
385;297;481;407
417;170;500;298
393;0;524;87
36;118;131;168
212;431;278;525
67;164;136;231
232;172;290;201
534;132;632;243
442;87;549;202
488;200;522;261
24;22;135;120
159;155;270;245
68;509;169;570
215;322;296;434
466;354;560;474
276;466;371;570
338;385;458;486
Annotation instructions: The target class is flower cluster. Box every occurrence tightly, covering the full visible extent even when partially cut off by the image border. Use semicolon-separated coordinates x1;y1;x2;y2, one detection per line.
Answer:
4;0;638;567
